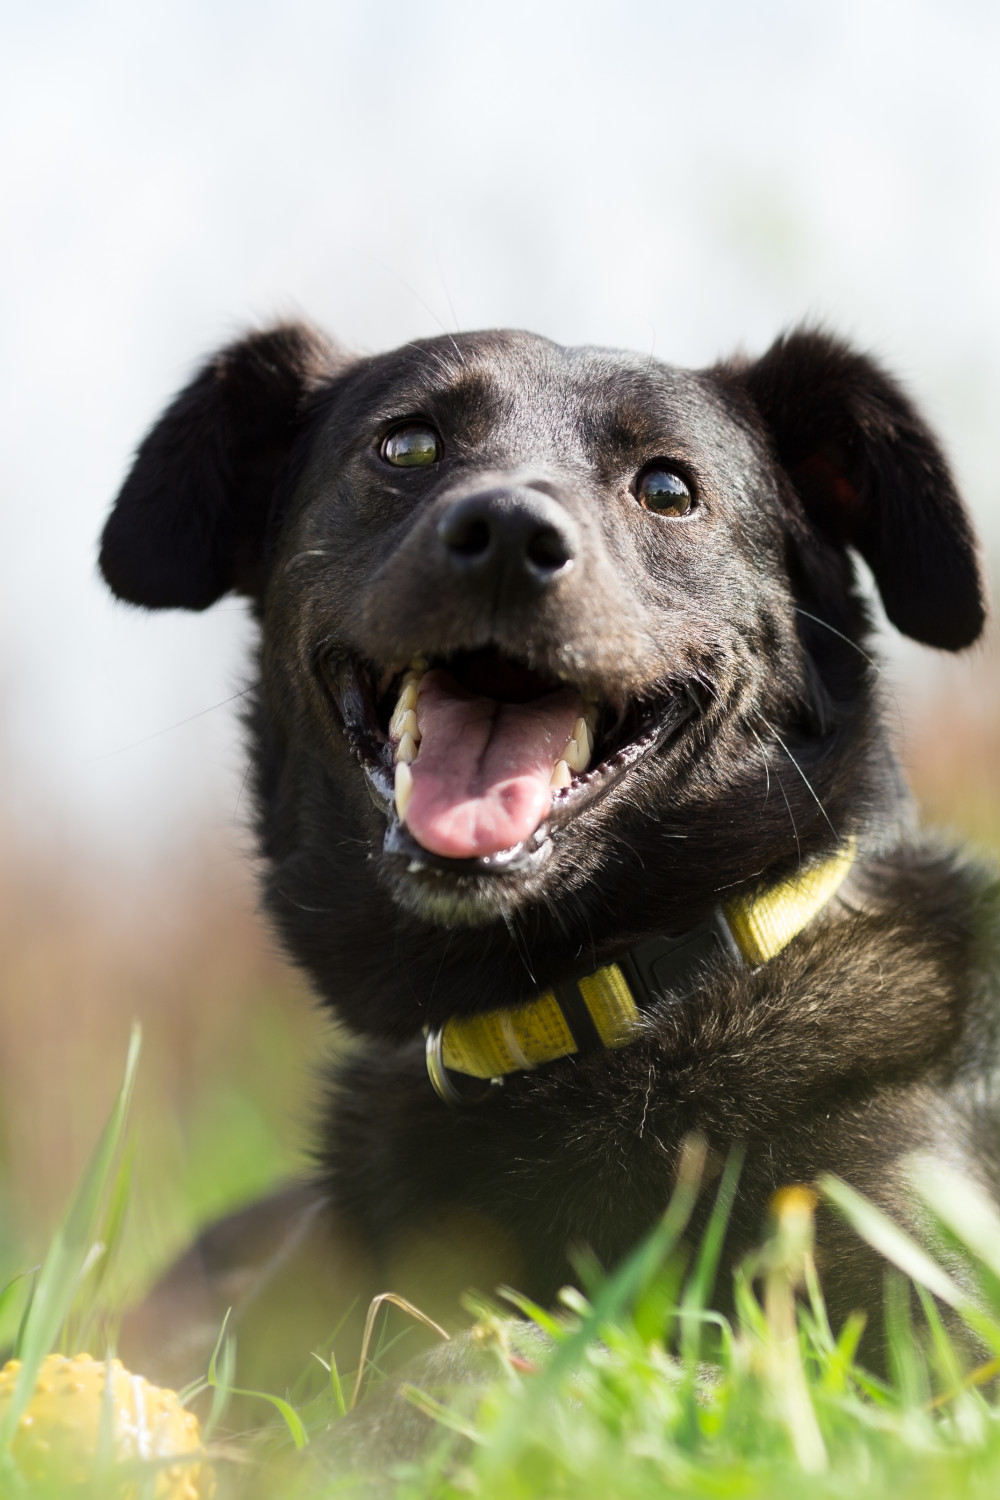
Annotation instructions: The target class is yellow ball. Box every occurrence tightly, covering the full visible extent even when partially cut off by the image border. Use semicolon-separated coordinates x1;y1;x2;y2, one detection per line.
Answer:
0;1352;214;1497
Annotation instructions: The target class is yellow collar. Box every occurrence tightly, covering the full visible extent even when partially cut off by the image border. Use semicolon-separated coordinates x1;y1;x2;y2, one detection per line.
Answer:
425;839;857;1102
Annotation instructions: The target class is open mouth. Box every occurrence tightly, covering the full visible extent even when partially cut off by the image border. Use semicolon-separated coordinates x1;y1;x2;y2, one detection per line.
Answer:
327;648;695;876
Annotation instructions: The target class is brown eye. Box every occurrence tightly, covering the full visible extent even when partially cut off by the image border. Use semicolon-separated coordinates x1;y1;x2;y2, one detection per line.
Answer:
381;424;442;467
636;467;693;517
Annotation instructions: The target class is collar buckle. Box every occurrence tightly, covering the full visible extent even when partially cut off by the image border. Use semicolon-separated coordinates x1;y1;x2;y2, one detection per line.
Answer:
620;907;745;1011
425;1025;504;1106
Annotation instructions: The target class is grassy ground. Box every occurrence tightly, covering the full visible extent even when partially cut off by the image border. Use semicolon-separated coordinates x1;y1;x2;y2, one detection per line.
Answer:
6;1079;1000;1498
0;640;997;1495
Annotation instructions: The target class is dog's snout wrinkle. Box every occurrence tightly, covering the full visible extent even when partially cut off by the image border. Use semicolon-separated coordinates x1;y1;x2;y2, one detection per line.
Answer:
437;488;577;595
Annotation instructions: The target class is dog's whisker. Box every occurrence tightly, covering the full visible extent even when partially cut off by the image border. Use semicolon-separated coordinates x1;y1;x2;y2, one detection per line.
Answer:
638;1063;655;1139
233;758;254;823
794;607;877;669
502;910;538;986
758;714;839;843
92;687;255;761
427;928;456;1007
768;757;801;866
359;249;463;358
273;884;338;915
746;722;772;813
432;251;465;352
400;339;461;383
642;322;658;375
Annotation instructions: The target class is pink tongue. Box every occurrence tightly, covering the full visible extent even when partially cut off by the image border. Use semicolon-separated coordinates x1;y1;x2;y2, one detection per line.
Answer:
404;670;582;859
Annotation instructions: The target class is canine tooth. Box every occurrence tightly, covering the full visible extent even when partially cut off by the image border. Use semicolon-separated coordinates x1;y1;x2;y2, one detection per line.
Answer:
397;731;418;764
563;736;589;773
410;654;428;672
584;703;599;735
395;761;414;820
550;759;571;789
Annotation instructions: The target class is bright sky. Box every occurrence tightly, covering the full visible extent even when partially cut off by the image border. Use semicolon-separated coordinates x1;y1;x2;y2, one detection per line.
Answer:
1;0;997;858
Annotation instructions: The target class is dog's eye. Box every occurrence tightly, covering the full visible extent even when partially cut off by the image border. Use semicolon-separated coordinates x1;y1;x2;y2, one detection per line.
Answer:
381;424;442;467
636;467;693;517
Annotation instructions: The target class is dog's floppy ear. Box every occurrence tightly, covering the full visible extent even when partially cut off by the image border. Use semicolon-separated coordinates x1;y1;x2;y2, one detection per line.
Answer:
100;322;335;609
740;328;986;650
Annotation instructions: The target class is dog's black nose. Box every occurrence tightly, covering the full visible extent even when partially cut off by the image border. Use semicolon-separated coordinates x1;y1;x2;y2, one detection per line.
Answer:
437;488;577;594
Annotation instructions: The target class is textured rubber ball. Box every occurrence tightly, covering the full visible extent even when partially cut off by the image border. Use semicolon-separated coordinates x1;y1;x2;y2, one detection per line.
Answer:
381;424;442;466
637;468;693;516
0;1352;214;1497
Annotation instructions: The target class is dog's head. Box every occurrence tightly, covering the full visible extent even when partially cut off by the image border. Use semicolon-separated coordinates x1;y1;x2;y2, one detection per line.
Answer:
100;324;986;1029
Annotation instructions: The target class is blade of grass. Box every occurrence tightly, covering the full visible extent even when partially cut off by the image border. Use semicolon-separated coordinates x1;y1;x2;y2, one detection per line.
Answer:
909;1156;1000;1284
206;1342;310;1451
231;1388;309;1449
11;1275;37;1366
543;1135;707;1385
202;1308;235;1442
801;1251;836;1357
89;1138;136;1304
884;1268;929;1413
329;1347;347;1419
818;1174;968;1309
822;1176;1000;1358
0;1025;141;1456
680;1146;743;1360
476;1135;707;1477
94;1352;119;1482
759;1188;827;1473
398;1383;482;1443
0;1272;34;1350
914;1283;967;1409
498;1286;568;1342
350;1293;450;1411
928;1353;1000;1408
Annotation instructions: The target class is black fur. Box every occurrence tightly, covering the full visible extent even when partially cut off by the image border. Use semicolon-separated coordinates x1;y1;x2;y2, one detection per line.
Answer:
104;322;997;1374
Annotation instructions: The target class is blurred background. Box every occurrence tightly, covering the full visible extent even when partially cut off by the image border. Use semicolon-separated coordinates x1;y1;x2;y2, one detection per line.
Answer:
0;0;997;1305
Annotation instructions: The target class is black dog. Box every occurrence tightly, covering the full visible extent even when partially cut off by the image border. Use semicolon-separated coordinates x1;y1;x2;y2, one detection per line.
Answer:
102;323;997;1387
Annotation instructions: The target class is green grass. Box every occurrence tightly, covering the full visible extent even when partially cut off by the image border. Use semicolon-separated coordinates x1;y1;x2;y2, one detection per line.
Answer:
5;1043;1000;1497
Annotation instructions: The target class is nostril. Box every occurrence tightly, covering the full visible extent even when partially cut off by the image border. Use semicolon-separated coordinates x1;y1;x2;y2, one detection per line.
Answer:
438;488;577;585
440;512;492;559
526;524;572;575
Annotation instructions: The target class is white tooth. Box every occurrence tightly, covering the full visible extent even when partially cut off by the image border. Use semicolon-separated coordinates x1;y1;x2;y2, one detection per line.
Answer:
572;717;593;759
388;681;421;739
564;736;589;773
395;761;414;821
550;759;571;789
397;731;418;764
387;707;419;744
